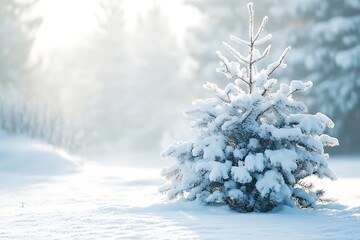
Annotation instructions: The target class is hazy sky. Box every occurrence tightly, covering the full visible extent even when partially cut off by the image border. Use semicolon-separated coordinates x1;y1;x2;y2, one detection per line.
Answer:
33;0;201;54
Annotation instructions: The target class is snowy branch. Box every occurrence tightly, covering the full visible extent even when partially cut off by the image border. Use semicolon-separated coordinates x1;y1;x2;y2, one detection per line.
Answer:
229;35;250;46
265;46;291;77
222;42;250;64
254;16;268;42
248;3;254;42
216;51;250;86
252;45;271;64
254;34;272;46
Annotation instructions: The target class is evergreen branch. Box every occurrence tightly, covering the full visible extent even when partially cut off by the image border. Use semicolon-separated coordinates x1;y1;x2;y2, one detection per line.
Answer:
252;44;271;64
255;99;283;122
203;82;231;103
247;3;255;93
254;16;268;42
266;46;291;77
255;105;273;122
239;99;261;125
287;89;301;97
217;52;250;87
254;34;272;46
249;41;254;93
240;109;253;125
236;75;251;86
222;42;250;64
247;2;254;42
261;79;276;96
288;81;313;96
229;35;250;46
217;53;232;74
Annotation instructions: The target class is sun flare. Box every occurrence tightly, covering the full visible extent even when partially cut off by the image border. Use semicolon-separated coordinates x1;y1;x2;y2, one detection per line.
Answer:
34;0;200;54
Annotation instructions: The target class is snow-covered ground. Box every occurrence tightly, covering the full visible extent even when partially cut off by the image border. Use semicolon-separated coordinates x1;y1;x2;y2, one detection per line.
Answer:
0;135;359;239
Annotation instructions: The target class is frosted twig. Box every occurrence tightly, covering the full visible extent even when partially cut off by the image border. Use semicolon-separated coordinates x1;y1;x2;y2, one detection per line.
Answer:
254;34;272;46
229;35;250;46
216;51;231;72
252;45;271;64
261;79;276;96
247;3;254;42
254;16;268;41
266;46;291;77
236;75;251;86
222;42;249;64
217;51;250;87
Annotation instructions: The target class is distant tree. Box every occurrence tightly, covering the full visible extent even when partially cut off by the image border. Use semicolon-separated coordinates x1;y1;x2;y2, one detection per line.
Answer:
68;1;188;152
0;0;41;85
0;2;75;150
269;0;360;153
77;0;130;149
127;5;188;150
0;86;77;151
161;3;338;212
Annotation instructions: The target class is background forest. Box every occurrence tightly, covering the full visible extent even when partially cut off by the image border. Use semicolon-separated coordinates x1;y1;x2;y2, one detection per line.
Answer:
1;1;360;239
1;0;359;161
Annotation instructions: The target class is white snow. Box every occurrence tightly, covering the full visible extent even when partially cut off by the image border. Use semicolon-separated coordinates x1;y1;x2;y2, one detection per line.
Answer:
0;132;359;239
256;169;286;197
265;149;297;173
231;166;252;183
245;153;265;172
320;134;340;147
262;124;302;140
254;33;272;46
289;80;313;93
194;160;229;182
1;152;360;239
0;132;80;178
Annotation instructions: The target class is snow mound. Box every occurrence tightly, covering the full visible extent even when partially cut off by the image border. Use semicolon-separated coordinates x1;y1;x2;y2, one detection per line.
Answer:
0;132;80;175
1;159;360;240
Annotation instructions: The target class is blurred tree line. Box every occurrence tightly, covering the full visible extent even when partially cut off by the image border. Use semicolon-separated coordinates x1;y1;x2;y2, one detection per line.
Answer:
18;0;190;155
0;0;40;85
0;0;358;155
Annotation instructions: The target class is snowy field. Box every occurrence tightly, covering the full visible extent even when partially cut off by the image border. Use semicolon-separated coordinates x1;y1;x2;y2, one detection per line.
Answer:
0;136;360;239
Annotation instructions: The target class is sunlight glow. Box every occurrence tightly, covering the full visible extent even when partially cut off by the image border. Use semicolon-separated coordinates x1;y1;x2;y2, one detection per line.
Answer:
34;0;200;54
122;0;201;40
34;0;99;52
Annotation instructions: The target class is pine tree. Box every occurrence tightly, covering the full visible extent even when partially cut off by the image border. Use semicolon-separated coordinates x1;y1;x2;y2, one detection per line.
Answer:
58;1;188;152
268;0;360;153
0;0;40;85
160;3;338;212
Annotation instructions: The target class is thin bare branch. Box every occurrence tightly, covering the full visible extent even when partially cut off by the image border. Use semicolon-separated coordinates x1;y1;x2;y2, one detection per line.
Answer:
252;44;271;64
236;75;251;86
266;46;291;77
247;2;254;42
222;42;250;64
254;16;268;41
216;52;232;73
217;51;250;86
247;3;255;93
229;35;250;46
254;34;272;46
261;79;276;96
287;89;301;97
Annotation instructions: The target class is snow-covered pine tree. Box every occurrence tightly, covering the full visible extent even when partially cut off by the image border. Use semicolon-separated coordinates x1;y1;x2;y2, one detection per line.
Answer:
160;2;338;212
268;0;360;153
